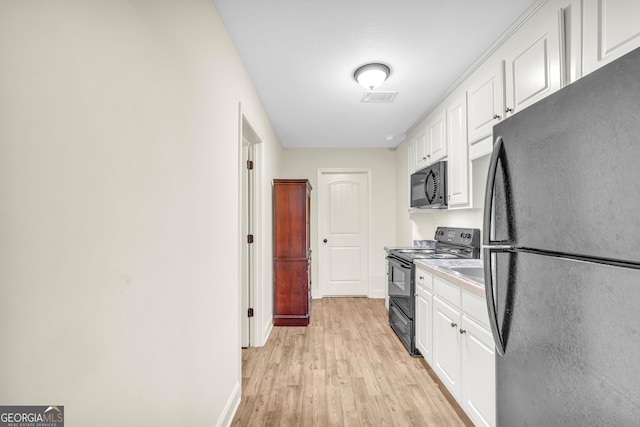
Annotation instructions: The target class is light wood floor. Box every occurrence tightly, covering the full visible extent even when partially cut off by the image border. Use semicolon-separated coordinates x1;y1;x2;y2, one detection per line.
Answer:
231;297;470;426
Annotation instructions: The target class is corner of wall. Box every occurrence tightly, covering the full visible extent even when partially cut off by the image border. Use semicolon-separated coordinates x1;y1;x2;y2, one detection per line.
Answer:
215;380;242;427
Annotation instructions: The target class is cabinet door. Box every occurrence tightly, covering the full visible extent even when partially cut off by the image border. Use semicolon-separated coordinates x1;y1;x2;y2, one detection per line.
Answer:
502;9;563;116
415;285;433;364
583;0;640;74
427;109;447;162
467;61;504;146
412;127;429;172
461;316;496;427
433;297;462;400
446;93;470;209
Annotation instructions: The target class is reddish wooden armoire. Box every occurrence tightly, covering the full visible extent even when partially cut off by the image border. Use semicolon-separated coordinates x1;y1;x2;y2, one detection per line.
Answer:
273;179;312;326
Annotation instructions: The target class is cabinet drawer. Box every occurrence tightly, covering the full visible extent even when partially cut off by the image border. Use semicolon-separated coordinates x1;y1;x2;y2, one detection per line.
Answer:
415;267;433;291
462;289;490;329
434;275;461;308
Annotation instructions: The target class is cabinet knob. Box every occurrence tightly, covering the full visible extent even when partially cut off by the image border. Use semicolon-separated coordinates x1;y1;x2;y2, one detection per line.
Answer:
493;114;501;120
450;322;457;328
419;276;424;280
422;156;427;160
323;239;328;243
505;107;513;113
459;329;466;334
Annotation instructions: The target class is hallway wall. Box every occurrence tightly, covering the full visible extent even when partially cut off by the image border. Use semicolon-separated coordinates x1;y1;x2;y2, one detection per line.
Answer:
0;1;282;425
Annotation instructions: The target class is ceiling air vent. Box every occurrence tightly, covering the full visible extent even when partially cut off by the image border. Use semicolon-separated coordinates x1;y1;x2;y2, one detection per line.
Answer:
361;91;398;103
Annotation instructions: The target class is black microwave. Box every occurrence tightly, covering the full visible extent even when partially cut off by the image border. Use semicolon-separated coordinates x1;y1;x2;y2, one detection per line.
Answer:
410;160;447;209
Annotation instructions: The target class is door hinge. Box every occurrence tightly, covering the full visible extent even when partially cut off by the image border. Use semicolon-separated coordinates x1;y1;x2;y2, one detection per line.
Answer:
247;234;254;244
248;308;254;317
247;160;254;170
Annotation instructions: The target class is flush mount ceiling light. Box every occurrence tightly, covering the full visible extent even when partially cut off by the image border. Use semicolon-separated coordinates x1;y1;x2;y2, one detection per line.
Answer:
354;63;391;90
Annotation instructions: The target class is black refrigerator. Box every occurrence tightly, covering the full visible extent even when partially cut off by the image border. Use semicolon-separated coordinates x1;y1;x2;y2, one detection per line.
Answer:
483;47;640;426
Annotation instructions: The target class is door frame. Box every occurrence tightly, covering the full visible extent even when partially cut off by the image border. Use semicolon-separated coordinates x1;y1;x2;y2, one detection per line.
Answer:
238;104;263;348
316;168;372;298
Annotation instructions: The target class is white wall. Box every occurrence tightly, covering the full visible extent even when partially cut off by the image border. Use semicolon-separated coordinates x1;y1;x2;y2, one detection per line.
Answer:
394;139;413;246
281;148;396;299
0;1;281;425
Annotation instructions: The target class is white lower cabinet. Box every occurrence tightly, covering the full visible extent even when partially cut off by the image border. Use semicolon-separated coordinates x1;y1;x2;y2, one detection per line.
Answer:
415;280;433;364
417;268;496;427
461;314;496;427
433;296;462;400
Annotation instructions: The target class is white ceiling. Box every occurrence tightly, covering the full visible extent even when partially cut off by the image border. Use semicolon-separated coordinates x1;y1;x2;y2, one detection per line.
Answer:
213;0;537;148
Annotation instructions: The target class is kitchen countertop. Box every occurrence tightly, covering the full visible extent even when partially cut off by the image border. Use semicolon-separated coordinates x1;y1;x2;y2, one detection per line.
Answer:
414;258;485;297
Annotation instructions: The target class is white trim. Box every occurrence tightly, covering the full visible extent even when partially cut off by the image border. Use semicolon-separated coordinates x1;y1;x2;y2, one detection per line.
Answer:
259;319;274;348
238;104;265;349
369;289;386;299
317;168;372;297
216;380;241;427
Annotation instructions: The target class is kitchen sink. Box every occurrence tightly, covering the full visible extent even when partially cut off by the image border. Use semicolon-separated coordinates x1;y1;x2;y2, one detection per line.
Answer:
443;266;485;284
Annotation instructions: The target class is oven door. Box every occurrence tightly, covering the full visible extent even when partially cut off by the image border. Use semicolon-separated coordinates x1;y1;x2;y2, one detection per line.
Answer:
387;255;414;318
389;298;416;354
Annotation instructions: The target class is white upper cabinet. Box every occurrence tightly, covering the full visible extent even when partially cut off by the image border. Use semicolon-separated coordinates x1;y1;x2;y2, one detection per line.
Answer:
501;7;564;117
411;127;429;172
465;61;504;159
410;108;447;173
427;109;447;164
446;92;470;208
466;62;504;146
583;0;640;74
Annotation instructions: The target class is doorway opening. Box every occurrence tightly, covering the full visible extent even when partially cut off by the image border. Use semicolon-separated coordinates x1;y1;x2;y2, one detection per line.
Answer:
240;107;262;348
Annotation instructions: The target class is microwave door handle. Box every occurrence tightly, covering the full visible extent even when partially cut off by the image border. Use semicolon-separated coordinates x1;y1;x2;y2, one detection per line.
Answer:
483;136;507;356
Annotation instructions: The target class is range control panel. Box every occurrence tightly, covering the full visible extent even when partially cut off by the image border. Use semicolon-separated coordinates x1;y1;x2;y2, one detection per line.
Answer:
434;227;481;248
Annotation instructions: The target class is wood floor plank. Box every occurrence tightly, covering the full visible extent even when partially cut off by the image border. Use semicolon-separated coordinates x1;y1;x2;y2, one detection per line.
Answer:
232;298;469;427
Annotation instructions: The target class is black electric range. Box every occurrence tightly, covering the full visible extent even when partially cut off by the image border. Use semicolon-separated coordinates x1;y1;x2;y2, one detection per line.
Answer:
387;227;480;355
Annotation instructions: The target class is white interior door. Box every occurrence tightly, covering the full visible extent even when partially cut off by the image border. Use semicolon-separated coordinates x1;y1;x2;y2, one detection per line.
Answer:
318;170;369;296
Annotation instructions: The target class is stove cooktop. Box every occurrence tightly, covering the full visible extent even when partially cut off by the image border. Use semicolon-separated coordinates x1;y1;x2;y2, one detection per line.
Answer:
392;249;460;260
390;227;481;262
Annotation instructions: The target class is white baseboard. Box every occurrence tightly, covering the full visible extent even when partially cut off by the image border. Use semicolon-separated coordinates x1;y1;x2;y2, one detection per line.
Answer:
369;289;386;299
258;319;273;347
216;380;241;427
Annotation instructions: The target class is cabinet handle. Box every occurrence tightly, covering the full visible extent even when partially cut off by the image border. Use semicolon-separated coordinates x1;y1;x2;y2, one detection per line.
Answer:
493;114;501;120
450;322;457;328
505;107;513;113
459;329;466;334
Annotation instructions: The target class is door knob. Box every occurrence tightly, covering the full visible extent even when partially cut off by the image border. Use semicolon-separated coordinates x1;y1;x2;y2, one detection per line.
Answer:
323;239;328;243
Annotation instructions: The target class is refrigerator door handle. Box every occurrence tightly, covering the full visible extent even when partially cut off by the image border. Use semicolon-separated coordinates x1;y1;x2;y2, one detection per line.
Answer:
483;135;506;356
483;136;502;247
484;248;505;356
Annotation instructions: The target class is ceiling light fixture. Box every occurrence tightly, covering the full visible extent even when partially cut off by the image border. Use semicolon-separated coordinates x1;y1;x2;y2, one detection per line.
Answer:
353;63;391;90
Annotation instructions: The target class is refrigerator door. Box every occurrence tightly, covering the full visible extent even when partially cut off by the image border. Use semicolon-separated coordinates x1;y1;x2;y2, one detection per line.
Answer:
490;250;640;426
489;47;640;264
